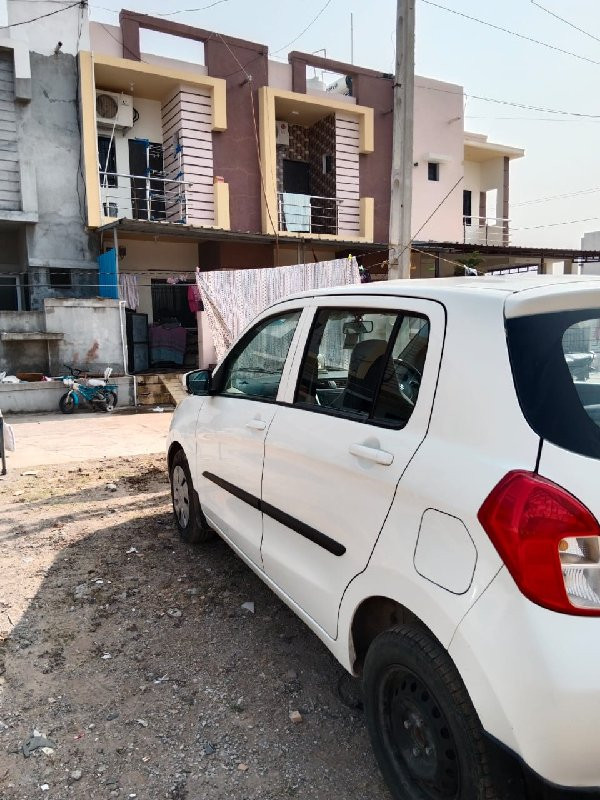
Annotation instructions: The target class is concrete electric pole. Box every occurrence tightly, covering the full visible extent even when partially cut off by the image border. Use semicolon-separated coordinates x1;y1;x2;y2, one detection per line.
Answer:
388;0;415;280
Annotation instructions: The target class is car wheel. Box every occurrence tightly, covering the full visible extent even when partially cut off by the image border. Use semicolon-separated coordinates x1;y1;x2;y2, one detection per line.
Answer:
169;449;213;544
363;625;496;800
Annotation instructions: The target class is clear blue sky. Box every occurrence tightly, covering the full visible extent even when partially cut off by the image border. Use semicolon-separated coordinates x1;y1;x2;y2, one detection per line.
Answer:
89;0;600;249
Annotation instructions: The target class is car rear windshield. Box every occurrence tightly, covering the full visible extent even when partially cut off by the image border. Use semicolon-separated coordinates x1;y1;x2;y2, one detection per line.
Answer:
506;308;600;460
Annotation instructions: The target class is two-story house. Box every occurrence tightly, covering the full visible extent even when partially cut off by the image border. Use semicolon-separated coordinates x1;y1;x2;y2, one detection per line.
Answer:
75;9;526;369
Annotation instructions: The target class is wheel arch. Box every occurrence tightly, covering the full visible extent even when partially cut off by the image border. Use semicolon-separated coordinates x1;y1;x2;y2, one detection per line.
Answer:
350;595;428;674
167;440;185;473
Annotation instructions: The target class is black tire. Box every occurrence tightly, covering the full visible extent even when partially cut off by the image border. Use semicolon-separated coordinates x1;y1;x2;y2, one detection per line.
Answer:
169;449;213;544
59;392;76;414
363;625;496;800
103;391;117;412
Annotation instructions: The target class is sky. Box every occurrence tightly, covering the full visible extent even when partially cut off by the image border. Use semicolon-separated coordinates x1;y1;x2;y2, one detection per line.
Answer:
88;0;600;249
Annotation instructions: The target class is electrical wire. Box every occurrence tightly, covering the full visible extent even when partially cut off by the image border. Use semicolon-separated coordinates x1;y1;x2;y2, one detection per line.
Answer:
420;0;600;67
8;0;84;27
416;81;600;118
271;0;334;55
91;1;230;16
530;1;600;45
513;187;600;207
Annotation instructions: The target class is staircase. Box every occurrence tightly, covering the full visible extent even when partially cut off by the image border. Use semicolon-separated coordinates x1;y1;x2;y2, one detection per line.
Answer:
136;373;187;407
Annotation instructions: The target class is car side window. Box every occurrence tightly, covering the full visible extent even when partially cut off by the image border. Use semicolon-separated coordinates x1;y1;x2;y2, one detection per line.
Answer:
295;307;429;427
217;310;302;400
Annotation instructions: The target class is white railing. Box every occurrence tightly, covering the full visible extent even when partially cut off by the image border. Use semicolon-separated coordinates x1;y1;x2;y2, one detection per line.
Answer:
463;215;510;246
278;192;344;235
100;172;192;224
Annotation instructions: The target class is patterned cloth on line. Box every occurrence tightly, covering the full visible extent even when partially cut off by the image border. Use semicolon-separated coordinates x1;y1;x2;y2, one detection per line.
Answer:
197;257;360;362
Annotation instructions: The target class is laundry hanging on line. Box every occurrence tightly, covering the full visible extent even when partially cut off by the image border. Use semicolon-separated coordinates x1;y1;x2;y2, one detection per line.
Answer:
197;257;360;361
119;273;140;311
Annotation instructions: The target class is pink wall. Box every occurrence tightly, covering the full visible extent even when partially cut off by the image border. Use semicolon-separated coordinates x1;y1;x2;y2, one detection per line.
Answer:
412;77;464;243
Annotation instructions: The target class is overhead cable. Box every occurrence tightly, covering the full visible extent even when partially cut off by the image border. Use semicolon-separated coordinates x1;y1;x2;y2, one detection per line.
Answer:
530;1;600;45
421;0;600;67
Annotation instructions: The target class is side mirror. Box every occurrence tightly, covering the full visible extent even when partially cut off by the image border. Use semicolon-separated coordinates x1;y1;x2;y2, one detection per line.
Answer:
186;369;212;396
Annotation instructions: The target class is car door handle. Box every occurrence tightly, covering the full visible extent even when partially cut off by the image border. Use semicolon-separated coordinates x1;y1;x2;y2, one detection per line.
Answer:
246;419;267;431
349;443;394;466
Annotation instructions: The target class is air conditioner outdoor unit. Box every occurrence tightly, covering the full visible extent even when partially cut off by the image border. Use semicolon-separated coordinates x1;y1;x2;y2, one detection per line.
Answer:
96;91;134;130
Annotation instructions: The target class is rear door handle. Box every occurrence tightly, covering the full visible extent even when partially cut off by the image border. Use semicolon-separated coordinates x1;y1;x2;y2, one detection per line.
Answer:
349;443;394;466
246;419;267;431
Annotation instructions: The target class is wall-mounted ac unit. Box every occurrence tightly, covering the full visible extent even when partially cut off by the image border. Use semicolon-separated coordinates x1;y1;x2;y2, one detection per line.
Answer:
96;91;134;130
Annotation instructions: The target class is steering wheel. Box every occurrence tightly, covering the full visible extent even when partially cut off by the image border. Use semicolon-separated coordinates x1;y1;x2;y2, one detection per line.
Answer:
394;358;422;407
395;358;422;382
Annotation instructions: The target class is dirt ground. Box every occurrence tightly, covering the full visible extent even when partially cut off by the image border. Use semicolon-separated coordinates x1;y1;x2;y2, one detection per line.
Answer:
0;453;390;799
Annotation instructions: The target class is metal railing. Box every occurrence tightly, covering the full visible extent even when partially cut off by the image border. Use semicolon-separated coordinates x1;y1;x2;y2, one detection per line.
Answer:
278;192;344;235
100;172;192;224
463;215;510;246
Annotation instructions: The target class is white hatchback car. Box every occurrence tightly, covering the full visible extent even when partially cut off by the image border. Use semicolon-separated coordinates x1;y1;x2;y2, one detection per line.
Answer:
167;276;600;800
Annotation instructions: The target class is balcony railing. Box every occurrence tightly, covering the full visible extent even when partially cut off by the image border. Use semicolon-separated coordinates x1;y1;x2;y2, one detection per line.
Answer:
278;192;344;235
100;172;192;224
463;215;510;246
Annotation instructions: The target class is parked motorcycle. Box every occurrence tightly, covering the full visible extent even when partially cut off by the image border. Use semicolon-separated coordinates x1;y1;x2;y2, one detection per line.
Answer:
59;366;118;414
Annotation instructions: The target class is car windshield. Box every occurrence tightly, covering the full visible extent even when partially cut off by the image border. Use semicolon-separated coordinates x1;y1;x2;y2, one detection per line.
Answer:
506;308;600;460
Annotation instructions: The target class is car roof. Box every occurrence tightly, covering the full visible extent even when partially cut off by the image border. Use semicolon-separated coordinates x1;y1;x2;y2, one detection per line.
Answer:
281;275;600;317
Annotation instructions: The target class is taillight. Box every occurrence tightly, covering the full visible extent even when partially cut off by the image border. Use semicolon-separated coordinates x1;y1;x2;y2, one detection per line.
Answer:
478;470;600;616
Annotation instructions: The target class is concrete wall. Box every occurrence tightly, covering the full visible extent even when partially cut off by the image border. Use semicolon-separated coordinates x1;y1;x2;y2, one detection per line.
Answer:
5;0;90;57
412;77;464;243
44;298;127;376
19;52;99;309
0;375;134;413
0;309;48;373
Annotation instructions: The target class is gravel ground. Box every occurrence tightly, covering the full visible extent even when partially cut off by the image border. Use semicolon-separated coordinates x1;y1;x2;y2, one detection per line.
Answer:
0;455;390;800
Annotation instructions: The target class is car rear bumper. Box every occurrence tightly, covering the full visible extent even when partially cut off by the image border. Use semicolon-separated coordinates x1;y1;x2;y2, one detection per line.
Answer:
449;567;600;789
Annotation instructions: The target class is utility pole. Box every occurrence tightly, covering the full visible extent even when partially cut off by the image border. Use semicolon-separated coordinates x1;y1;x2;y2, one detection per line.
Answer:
388;0;415;280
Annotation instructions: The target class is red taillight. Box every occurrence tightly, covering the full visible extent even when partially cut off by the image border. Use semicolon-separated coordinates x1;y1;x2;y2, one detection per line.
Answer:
478;470;600;616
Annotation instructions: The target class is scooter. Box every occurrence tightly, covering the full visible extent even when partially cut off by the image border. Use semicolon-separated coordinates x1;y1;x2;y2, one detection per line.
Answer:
59;366;118;414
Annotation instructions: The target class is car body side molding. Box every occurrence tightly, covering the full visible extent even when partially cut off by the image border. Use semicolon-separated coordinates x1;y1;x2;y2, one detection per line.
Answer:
202;471;347;557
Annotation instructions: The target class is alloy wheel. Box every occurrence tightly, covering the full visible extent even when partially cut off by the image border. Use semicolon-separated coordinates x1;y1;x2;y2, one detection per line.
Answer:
172;464;190;528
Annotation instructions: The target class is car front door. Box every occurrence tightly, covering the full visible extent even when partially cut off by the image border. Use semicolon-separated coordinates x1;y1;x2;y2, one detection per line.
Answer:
195;304;305;568
260;296;445;638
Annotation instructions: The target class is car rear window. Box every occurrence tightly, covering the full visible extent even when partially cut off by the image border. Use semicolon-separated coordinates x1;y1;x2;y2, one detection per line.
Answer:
506;309;600;460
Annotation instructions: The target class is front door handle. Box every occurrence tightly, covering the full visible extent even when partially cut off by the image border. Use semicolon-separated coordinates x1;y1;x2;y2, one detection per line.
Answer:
246;419;267;431
349;443;394;466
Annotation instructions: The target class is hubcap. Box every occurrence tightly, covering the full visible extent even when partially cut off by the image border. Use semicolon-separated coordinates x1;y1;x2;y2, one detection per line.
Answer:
380;667;460;799
172;465;190;528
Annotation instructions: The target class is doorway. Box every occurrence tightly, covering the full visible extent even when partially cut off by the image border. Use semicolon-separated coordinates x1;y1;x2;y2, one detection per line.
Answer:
128;140;166;221
283;159;310;195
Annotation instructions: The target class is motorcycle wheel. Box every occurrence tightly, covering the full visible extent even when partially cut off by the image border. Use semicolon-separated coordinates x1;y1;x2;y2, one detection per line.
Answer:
59;392;76;414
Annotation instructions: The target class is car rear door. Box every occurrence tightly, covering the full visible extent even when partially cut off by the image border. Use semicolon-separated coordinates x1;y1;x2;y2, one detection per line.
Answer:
194;304;305;568
260;295;445;639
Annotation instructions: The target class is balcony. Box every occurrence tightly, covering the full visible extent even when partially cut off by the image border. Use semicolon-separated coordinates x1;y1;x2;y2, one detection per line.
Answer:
277;193;346;235
100;172;190;224
99;172;229;229
463;215;509;246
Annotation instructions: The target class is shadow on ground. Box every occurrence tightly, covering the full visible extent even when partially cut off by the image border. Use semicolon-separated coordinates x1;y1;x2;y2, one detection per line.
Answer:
0;457;387;800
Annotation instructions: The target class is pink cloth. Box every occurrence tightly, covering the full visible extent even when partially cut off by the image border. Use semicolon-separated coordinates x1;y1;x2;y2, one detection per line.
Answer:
187;283;203;313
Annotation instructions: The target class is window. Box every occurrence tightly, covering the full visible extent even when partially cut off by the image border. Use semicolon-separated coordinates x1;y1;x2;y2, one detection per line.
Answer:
218;311;302;401
98;135;117;188
428;162;439;182
49;268;72;288
463;189;472;225
507;310;600;460
295;307;429;427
